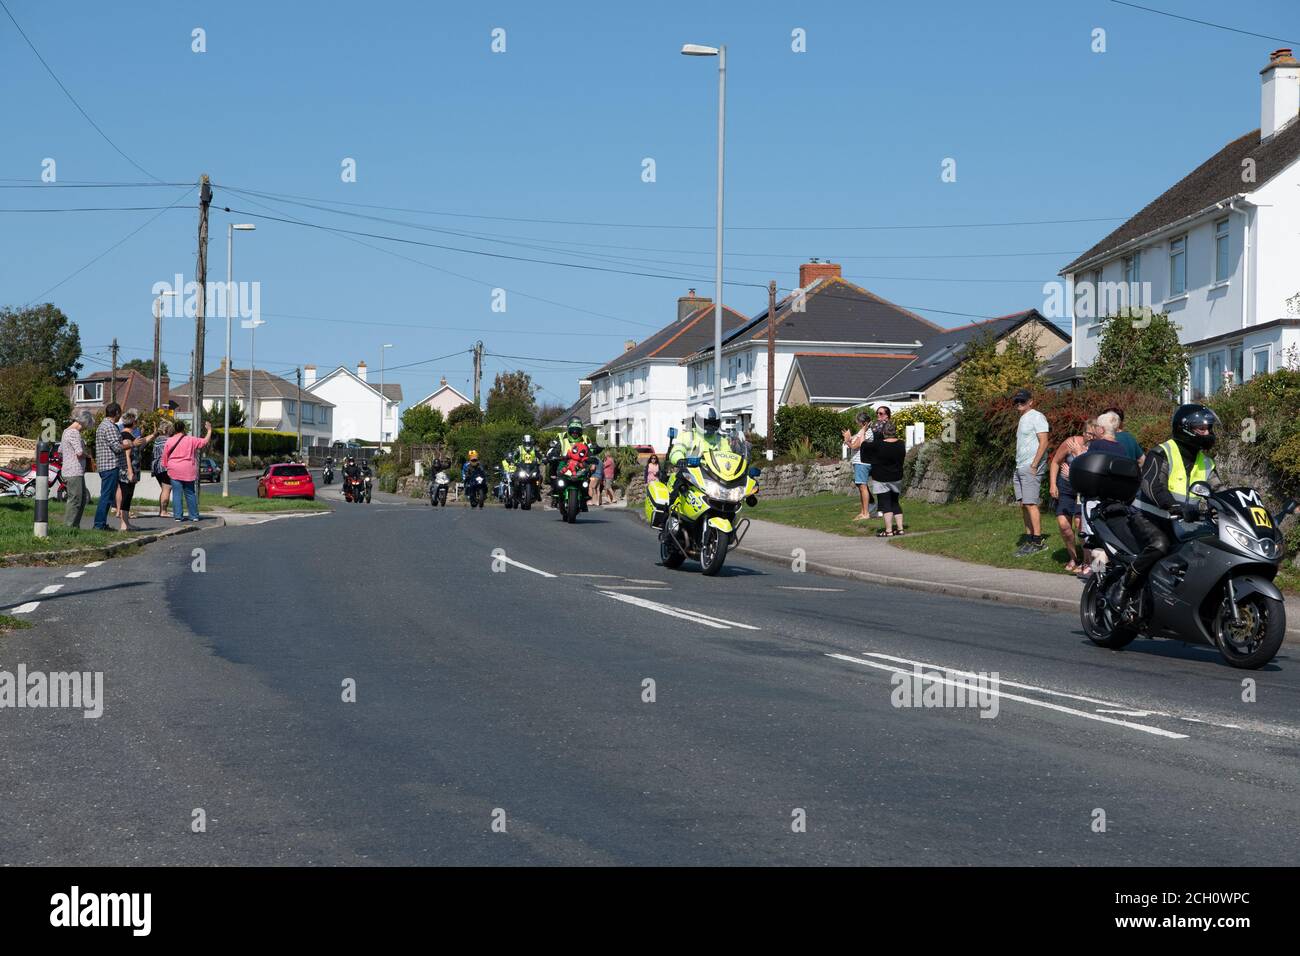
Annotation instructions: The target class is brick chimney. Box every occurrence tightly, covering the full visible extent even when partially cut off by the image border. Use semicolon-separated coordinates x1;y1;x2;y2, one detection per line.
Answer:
439;375;447;387
624;339;636;352
160;375;170;404
578;379;592;399
303;364;317;387
799;259;842;288
356;360;367;382
677;288;711;322
1261;48;1299;140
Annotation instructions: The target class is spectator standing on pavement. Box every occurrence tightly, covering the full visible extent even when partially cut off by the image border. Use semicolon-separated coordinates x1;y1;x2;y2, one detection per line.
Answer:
92;402;124;531
844;411;875;521
59;411;93;529
644;454;660;487
602;452;617;504
115;412;155;531
1103;405;1145;465
869;422;906;536
1012;389;1050;556
1049;418;1098;573
161;419;212;522
151;420;174;517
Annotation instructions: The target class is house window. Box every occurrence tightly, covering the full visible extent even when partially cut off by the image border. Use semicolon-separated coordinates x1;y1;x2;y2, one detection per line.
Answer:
1190;353;1208;400
1123;252;1142;305
1169;235;1187;296
319;407;329;425
1208;350;1226;396
1214;218;1230;284
1229;345;1244;387
636;372;645;395
302;403;314;424
75;381;103;403
1253;347;1271;378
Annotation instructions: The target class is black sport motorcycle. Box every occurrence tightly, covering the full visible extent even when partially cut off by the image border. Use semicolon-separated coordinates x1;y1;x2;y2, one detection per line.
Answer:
512;461;541;511
429;469;449;507
464;466;488;509
1074;451;1295;669
322;459;334;485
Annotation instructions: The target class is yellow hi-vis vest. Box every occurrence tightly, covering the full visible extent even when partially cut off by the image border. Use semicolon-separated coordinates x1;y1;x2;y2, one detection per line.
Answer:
1159;439;1212;502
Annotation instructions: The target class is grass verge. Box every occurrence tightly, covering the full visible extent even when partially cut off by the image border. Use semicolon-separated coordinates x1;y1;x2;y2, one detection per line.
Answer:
0;614;34;633
0;499;133;559
214;497;328;513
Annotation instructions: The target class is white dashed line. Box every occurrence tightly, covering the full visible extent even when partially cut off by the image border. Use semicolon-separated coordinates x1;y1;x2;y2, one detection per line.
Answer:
490;551;556;578
83;561;104;568
599;591;761;630
778;586;846;592
64;571;85;578
10;602;40;614
39;584;63;595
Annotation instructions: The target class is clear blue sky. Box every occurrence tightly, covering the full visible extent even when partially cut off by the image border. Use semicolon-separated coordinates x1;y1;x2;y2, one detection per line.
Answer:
3;0;1296;409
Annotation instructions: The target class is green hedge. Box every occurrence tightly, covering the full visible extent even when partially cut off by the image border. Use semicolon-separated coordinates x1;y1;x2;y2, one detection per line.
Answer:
772;405;855;458
214;429;299;457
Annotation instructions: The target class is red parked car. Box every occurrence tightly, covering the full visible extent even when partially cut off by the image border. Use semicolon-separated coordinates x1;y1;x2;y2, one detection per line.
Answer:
257;463;316;500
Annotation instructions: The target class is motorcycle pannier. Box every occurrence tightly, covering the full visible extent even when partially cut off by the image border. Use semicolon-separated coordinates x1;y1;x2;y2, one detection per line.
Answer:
1068;452;1140;501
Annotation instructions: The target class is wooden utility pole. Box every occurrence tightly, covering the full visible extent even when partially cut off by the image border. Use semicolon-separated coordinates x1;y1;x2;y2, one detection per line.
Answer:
193;176;212;430
472;340;484;410
295;367;304;455
766;280;777;455
109;339;119;405
152;297;162;410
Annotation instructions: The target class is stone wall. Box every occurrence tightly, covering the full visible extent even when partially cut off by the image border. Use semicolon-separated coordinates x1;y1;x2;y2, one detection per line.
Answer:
627;459;855;503
904;441;1012;504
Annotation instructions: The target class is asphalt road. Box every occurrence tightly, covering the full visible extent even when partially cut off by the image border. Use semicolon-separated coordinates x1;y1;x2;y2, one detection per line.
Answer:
2;481;1299;865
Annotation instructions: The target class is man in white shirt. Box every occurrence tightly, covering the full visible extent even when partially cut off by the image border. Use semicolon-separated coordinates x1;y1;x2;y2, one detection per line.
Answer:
1011;388;1050;556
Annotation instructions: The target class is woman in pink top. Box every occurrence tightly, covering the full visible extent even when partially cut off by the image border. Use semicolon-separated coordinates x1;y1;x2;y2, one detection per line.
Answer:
161;419;213;521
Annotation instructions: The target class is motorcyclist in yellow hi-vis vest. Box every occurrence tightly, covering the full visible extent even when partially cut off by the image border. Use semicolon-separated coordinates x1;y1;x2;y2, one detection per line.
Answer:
515;434;539;465
668;405;725;467
1123;404;1223;609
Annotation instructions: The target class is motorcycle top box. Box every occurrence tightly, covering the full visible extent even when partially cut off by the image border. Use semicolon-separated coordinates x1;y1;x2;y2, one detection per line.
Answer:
1068;452;1140;501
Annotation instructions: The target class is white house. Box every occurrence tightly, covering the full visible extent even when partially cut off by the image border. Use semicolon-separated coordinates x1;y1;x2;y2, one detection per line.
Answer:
683;262;941;435
587;290;747;451
1064;48;1300;400
412;377;473;417
172;362;334;447
305;362;402;444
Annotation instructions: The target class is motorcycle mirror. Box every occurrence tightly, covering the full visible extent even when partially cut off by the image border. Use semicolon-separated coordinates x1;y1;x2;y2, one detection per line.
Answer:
1189;481;1212;498
668;427;678;440
748;466;761;478
1275;498;1299;524
686;456;701;468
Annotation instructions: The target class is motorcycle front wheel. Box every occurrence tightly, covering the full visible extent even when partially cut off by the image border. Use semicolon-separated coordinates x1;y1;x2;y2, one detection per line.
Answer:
700;525;728;576
1080;575;1138;649
1215;592;1285;669
563;491;579;523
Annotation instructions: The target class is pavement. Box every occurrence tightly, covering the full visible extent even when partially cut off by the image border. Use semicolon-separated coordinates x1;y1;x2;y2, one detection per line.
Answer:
2;476;1299;866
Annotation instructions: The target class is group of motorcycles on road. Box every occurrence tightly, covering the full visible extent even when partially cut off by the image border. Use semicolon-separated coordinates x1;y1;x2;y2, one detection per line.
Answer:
422;410;762;577
321;455;372;503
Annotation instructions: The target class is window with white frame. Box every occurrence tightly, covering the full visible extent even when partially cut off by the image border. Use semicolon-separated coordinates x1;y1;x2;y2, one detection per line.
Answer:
636;371;645;395
1229;345;1244;387
1253;347;1271;378
1123;251;1141;304
1208;350;1226;396
1214;219;1230;284
1190;353;1208;400
1169;235;1187;297
75;381;103;403
303;402;314;423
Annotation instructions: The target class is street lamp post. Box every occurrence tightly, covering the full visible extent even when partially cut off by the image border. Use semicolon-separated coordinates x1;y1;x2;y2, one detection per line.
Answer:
241;316;266;458
379;343;393;448
152;291;177;411
682;42;726;404
224;223;256;496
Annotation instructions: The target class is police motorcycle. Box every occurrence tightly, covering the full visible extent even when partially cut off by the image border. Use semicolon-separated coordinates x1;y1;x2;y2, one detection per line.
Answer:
644;425;761;576
496;457;517;509
1075;451;1296;669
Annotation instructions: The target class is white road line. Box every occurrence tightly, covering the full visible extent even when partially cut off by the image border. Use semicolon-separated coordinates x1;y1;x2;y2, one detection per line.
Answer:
863;652;1133;709
491;552;556;578
563;573;622;578
64;571;85;578
778;586;846;592
600;591;732;629
600;586;670;591
83;561;104;568
39;584;63;595
826;653;1188;740
599;590;760;630
10;602;40;614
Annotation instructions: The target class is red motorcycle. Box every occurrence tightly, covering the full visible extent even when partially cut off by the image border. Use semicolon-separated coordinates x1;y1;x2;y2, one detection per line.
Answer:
0;452;67;501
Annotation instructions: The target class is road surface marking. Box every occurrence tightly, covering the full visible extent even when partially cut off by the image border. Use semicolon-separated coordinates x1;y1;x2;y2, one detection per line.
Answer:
600;591;732;629
600;586;670;591
826;653;1189;740
778;586;845;592
84;561;104;568
64;571;85;578
10;602;39;614
863;652;1134;709
599;591;760;630
39;584;63;595
491;552;556;578
563;573;622;578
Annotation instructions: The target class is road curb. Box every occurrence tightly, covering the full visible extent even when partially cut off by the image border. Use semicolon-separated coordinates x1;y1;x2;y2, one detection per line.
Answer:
0;517;222;568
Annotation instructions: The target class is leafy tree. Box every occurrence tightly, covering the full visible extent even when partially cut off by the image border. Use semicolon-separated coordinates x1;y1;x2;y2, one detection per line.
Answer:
0;303;83;385
486;370;537;424
951;330;1043;409
0;362;71;437
204;400;246;428
446;401;483;429
398;404;446;444
122;357;169;380
535;401;567;428
1087;308;1188;400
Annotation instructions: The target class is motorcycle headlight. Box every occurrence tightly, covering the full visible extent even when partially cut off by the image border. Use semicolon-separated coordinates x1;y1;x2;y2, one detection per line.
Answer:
700;476;745;502
1225;525;1280;560
517;470;527;478
557;479;565;487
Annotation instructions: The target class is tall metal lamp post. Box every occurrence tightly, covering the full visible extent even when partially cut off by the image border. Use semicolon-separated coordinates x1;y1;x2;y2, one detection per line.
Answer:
241;316;266;458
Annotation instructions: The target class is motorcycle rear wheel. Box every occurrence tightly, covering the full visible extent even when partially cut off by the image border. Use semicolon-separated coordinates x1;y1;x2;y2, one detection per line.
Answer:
1215;593;1285;669
1080;575;1138;649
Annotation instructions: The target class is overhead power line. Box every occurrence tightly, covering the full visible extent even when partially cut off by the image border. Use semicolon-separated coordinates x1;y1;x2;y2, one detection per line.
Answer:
0;0;165;182
1108;1;1298;45
0;205;189;213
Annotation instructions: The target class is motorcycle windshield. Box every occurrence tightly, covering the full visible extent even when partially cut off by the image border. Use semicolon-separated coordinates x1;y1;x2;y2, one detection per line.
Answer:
702;435;749;482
